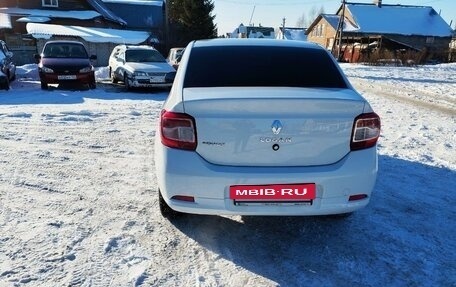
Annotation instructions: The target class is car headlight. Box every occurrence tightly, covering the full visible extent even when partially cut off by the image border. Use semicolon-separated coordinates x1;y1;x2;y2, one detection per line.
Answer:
41;66;54;73
79;66;94;73
165;71;176;82
134;71;147;77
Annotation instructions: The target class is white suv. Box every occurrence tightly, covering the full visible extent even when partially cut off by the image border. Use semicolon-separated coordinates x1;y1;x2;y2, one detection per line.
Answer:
108;45;175;90
155;39;380;218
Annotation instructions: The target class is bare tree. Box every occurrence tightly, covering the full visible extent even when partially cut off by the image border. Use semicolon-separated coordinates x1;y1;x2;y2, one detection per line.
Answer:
296;5;325;28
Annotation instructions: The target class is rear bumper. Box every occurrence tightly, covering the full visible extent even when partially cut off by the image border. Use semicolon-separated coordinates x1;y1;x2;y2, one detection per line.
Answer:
155;143;378;216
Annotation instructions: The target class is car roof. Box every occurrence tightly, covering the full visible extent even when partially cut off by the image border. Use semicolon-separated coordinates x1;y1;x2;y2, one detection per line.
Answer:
115;45;157;51
192;38;323;50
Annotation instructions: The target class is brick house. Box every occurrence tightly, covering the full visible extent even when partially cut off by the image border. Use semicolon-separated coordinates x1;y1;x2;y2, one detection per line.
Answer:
306;1;453;63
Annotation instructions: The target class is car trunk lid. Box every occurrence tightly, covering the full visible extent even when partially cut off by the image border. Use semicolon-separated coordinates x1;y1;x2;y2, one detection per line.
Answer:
183;87;366;167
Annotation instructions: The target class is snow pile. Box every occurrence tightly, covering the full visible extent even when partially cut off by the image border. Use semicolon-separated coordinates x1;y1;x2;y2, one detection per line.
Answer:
0;63;454;286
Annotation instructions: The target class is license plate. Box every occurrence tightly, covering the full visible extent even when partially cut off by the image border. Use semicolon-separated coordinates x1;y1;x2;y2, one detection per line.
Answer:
150;76;165;83
58;75;77;80
230;183;316;201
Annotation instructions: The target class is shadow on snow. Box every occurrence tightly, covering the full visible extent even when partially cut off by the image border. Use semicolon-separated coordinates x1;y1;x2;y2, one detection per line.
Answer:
169;155;455;286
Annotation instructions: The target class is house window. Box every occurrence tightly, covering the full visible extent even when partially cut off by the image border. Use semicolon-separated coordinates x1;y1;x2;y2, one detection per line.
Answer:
42;0;58;7
313;24;325;37
313;25;322;37
426;37;434;44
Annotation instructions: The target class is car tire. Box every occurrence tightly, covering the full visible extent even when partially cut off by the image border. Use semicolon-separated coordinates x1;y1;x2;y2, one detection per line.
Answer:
158;190;182;219
110;68;118;84
41;81;48;90
124;74;131;91
89;81;96;89
10;73;16;82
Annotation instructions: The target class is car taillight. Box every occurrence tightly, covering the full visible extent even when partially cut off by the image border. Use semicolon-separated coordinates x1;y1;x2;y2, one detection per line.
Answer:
160;110;197;150
350;112;381;151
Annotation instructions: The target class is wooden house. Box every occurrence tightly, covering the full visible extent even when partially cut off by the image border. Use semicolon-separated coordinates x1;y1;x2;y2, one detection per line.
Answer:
306;1;453;63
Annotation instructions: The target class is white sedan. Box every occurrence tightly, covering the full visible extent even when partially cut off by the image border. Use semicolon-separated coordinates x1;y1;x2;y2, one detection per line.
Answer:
154;39;380;218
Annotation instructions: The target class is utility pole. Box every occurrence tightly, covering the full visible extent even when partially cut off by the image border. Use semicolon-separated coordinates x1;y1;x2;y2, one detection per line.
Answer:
332;0;346;61
282;18;286;39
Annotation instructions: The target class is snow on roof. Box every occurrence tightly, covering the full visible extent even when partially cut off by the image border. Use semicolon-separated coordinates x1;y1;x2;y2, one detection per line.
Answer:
0;7;100;20
86;0;127;26
278;28;307;41
102;0;163;6
26;23;152;44
346;3;453;37
16;16;51;23
0;13;12;29
321;14;359;32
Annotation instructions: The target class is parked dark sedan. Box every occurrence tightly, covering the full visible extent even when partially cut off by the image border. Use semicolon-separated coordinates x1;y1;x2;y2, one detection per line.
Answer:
35;40;97;90
0;40;17;91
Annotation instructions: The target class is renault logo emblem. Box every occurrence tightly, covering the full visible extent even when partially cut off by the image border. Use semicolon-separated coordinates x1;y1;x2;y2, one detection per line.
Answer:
271;120;283;135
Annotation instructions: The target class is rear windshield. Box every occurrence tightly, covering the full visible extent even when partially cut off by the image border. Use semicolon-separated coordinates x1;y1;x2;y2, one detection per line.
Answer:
184;45;347;88
126;49;166;63
43;43;88;58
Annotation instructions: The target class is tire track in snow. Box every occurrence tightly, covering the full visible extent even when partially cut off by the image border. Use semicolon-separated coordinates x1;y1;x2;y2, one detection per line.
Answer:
350;78;456;116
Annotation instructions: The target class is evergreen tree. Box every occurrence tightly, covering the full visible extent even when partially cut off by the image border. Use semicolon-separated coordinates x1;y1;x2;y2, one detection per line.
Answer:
167;0;217;47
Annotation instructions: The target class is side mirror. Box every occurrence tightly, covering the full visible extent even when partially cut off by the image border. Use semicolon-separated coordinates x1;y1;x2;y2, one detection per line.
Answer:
90;55;97;60
5;51;13;58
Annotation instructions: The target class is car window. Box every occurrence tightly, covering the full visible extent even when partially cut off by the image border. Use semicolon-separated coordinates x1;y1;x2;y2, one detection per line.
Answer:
125;49;166;63
184;45;348;89
43;43;88;58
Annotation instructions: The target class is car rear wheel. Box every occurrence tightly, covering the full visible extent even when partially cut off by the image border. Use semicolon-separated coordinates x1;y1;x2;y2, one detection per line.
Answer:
158;190;182;218
40;81;48;90
89;81;96;89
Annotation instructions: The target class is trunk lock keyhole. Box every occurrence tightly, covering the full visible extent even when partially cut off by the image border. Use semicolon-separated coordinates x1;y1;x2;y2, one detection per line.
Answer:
272;144;280;151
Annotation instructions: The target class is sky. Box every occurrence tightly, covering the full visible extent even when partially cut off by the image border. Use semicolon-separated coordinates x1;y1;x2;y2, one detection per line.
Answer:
212;0;456;35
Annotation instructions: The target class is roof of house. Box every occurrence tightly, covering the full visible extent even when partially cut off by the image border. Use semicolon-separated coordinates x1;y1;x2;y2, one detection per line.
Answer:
102;0;163;6
0;2;126;26
0;7;101;20
231;24;275;38
102;0;164;29
306;14;358;35
277;27;307;41
342;3;452;37
26;23;153;44
321;14;359;31
87;0;127;26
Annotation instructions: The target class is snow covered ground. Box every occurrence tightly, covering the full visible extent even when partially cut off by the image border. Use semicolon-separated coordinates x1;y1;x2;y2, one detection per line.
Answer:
0;63;454;286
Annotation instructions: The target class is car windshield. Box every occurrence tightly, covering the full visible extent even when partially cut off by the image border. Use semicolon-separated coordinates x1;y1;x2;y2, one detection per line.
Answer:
184;45;348;89
43;43;88;58
126;49;166;63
